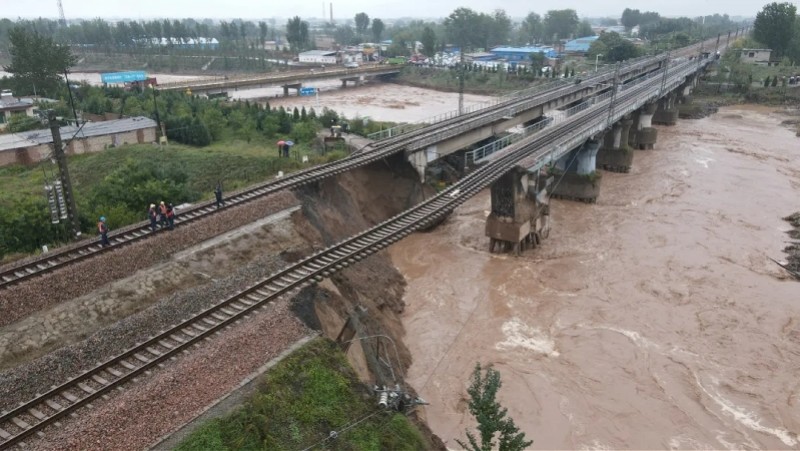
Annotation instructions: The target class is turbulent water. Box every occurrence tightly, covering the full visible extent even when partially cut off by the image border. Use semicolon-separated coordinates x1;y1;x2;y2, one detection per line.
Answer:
390;106;800;449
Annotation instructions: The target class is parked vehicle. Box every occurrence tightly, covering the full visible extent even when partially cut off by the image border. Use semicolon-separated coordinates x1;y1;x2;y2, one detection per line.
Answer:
344;61;360;68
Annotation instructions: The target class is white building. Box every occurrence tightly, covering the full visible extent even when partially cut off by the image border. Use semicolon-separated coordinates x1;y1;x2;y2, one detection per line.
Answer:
0;90;35;130
740;48;773;65
298;50;338;64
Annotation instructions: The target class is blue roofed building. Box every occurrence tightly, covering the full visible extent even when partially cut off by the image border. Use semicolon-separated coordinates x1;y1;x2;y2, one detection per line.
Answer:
564;36;599;55
489;46;558;62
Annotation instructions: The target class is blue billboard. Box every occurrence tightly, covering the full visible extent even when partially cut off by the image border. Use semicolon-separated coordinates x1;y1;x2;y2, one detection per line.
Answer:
299;87;317;96
100;71;148;84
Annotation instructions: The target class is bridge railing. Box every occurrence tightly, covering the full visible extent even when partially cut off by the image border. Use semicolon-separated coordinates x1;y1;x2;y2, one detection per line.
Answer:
366;55;666;142
464;58;691;166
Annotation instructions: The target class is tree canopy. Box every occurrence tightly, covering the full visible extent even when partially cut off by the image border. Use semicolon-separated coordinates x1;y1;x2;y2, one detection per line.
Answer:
588;32;640;62
3;27;77;97
543;9;579;42
371;18;385;42
285;16;310;51
753;2;797;59
456;363;533;451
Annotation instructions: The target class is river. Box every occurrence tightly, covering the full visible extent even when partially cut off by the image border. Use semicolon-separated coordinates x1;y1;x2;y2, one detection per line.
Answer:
389;105;800;449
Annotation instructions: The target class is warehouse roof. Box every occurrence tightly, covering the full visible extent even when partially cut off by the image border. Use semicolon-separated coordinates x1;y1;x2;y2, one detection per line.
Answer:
0;116;157;152
299;50;337;56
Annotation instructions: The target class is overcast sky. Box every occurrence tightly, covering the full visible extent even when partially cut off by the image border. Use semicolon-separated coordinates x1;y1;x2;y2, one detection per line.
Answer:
3;0;765;22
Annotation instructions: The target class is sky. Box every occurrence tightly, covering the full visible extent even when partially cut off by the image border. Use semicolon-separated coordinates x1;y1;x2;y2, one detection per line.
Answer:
1;0;767;21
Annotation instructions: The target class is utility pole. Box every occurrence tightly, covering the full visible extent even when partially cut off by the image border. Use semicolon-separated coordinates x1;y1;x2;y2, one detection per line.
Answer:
458;52;465;115
606;62;622;128
48;111;81;239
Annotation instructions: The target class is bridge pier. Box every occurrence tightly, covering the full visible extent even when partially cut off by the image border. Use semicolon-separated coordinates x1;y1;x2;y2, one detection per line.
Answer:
282;83;302;96
653;92;678;126
341;77;361;88
551;138;602;202
631;102;658;150
597;117;634;173
485;167;551;256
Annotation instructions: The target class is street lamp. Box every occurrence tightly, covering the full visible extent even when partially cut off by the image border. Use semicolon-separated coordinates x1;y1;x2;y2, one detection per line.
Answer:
595;54;603;72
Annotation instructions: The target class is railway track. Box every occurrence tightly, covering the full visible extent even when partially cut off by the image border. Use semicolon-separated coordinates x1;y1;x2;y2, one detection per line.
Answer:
0;56;707;450
0;55;668;290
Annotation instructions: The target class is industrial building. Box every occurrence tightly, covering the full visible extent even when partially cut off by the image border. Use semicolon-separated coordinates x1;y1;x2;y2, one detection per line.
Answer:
298;50;339;64
563;36;600;55
0;117;157;167
489;46;558;62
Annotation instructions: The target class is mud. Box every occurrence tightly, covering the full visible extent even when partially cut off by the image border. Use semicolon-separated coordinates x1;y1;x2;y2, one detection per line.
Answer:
392;106;800;449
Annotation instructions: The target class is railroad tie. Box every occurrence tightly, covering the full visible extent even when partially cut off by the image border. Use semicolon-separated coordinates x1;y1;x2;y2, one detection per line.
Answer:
133;353;151;364
60;391;78;403
119;360;137;370
105;367;123;377
91;374;109;385
44;399;63;411
11;417;30;430
27;408;45;421
0;426;11;439
77;382;96;394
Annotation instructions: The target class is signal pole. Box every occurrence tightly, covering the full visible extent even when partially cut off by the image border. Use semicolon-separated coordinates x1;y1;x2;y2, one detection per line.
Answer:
48;111;81;239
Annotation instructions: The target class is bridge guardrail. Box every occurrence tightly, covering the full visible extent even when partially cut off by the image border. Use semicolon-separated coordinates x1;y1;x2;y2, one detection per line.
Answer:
366;54;667;141
465;58;701;166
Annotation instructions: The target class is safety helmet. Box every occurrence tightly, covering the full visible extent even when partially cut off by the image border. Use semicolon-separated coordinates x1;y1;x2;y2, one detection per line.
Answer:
100;216;106;222
150;203;155;208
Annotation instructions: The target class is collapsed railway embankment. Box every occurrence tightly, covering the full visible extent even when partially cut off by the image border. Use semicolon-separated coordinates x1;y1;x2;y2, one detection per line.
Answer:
0;151;445;448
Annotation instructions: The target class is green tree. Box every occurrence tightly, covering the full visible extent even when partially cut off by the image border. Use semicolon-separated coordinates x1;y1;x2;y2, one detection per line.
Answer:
6;114;42;132
529;52;545;74
456;363;533;451
577;20;595;38
543;9;579;42
258;21;268;46
3;27;77;96
354;12;370;38
285;16;310;52
445;7;482;53
421;26;437;56
371;18;385;42
753;2;797;59
520;12;543;45
621;8;641;29
588;32;639;62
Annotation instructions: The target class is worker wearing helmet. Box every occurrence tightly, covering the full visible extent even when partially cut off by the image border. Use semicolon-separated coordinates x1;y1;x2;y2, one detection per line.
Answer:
98;216;110;247
148;203;158;232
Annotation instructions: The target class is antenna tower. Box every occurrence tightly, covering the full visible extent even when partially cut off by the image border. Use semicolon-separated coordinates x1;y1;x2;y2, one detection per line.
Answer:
57;0;67;26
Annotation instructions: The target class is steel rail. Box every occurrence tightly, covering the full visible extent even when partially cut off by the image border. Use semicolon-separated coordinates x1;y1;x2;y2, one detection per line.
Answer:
0;57;707;450
0;55;668;290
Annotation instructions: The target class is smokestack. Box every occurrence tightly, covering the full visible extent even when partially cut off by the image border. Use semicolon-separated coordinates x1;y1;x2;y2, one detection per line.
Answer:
330;3;333;23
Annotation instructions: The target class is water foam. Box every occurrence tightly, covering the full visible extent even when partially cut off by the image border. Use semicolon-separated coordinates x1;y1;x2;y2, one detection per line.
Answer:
495;317;559;357
696;375;797;447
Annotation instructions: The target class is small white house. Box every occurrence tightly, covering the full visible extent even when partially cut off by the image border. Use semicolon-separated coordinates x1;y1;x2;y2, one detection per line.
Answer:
298;50;338;64
740;48;772;65
0;90;35;130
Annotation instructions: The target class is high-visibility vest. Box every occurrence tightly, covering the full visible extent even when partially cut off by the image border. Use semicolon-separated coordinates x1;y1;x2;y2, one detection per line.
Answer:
159;204;168;215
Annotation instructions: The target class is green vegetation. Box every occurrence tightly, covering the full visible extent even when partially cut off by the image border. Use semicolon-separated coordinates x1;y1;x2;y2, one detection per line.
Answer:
753;2;798;61
0;139;347;260
175;339;430;451
3;27;77;97
456;363;533;451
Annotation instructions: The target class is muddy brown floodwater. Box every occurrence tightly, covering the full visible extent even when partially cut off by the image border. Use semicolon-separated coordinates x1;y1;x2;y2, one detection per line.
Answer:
391;105;800;449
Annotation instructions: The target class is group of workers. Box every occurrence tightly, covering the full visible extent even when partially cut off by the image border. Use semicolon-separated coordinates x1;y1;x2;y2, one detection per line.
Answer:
96;184;227;248
148;201;177;232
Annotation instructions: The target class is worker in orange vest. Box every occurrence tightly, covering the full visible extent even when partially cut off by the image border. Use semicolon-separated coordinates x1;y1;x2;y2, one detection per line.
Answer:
158;201;168;228
98;216;110;247
166;203;176;230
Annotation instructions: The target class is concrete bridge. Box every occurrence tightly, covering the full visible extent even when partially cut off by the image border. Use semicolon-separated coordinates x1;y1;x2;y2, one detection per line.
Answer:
157;65;401;96
471;55;714;253
393;56;683;183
